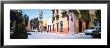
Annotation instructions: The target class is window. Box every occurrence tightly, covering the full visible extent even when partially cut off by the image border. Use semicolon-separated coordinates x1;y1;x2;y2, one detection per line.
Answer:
61;10;67;18
56;15;59;20
52;17;55;23
60;21;63;32
56;23;59;32
50;25;51;32
48;25;49;31
71;18;73;22
53;24;54;31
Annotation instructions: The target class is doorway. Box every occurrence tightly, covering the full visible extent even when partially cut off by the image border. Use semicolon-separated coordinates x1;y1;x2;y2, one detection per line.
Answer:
79;20;82;32
56;23;59;32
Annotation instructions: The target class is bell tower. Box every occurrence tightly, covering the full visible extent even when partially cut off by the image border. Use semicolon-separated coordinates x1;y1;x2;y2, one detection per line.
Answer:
39;10;43;32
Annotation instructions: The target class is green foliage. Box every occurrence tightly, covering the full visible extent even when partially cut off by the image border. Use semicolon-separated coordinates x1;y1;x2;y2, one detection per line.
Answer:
95;10;101;26
79;10;89;21
56;15;59;20
30;17;39;31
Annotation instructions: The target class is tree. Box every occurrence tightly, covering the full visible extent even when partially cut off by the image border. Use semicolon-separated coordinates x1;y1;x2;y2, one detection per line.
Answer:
79;10;90;30
30;17;39;31
79;10;89;21
95;10;101;26
34;18;39;29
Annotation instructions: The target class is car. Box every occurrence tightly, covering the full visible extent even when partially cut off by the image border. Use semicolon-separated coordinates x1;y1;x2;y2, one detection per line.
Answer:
85;26;98;35
84;26;101;38
91;27;101;38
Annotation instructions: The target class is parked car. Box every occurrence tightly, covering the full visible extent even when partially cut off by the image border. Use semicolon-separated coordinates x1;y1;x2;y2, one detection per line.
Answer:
84;26;101;38
91;27;101;38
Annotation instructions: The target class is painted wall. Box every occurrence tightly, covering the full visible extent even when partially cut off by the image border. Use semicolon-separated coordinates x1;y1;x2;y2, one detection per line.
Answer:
51;10;69;34
68;12;75;34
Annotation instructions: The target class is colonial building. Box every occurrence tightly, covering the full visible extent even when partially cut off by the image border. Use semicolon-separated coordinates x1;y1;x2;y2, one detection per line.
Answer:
89;10;97;28
47;17;52;32
51;9;79;34
42;20;47;32
50;9;98;34
68;10;79;34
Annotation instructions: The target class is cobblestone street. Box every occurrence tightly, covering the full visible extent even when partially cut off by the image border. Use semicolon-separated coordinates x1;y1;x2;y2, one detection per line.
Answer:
28;32;93;39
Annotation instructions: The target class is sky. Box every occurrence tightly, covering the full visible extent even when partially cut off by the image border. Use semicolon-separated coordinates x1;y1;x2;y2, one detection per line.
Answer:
21;9;52;23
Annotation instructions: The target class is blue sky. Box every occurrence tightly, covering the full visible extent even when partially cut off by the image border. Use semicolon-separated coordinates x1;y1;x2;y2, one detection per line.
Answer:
21;9;52;21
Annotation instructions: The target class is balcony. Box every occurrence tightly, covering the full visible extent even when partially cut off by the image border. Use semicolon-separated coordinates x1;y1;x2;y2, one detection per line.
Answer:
62;14;68;18
61;10;67;18
55;15;59;20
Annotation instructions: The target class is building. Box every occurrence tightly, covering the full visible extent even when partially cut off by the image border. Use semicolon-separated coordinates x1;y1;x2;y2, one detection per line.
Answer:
51;9;79;34
42;20;47;32
68;10;79;34
89;10;97;27
47;17;52;32
51;9;98;34
51;9;67;33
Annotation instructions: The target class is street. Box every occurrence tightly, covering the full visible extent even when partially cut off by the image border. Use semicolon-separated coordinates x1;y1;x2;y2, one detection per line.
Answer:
28;32;93;39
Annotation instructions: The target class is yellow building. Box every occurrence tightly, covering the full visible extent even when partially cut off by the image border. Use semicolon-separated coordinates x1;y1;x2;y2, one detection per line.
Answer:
43;20;47;27
51;9;74;34
42;20;47;32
